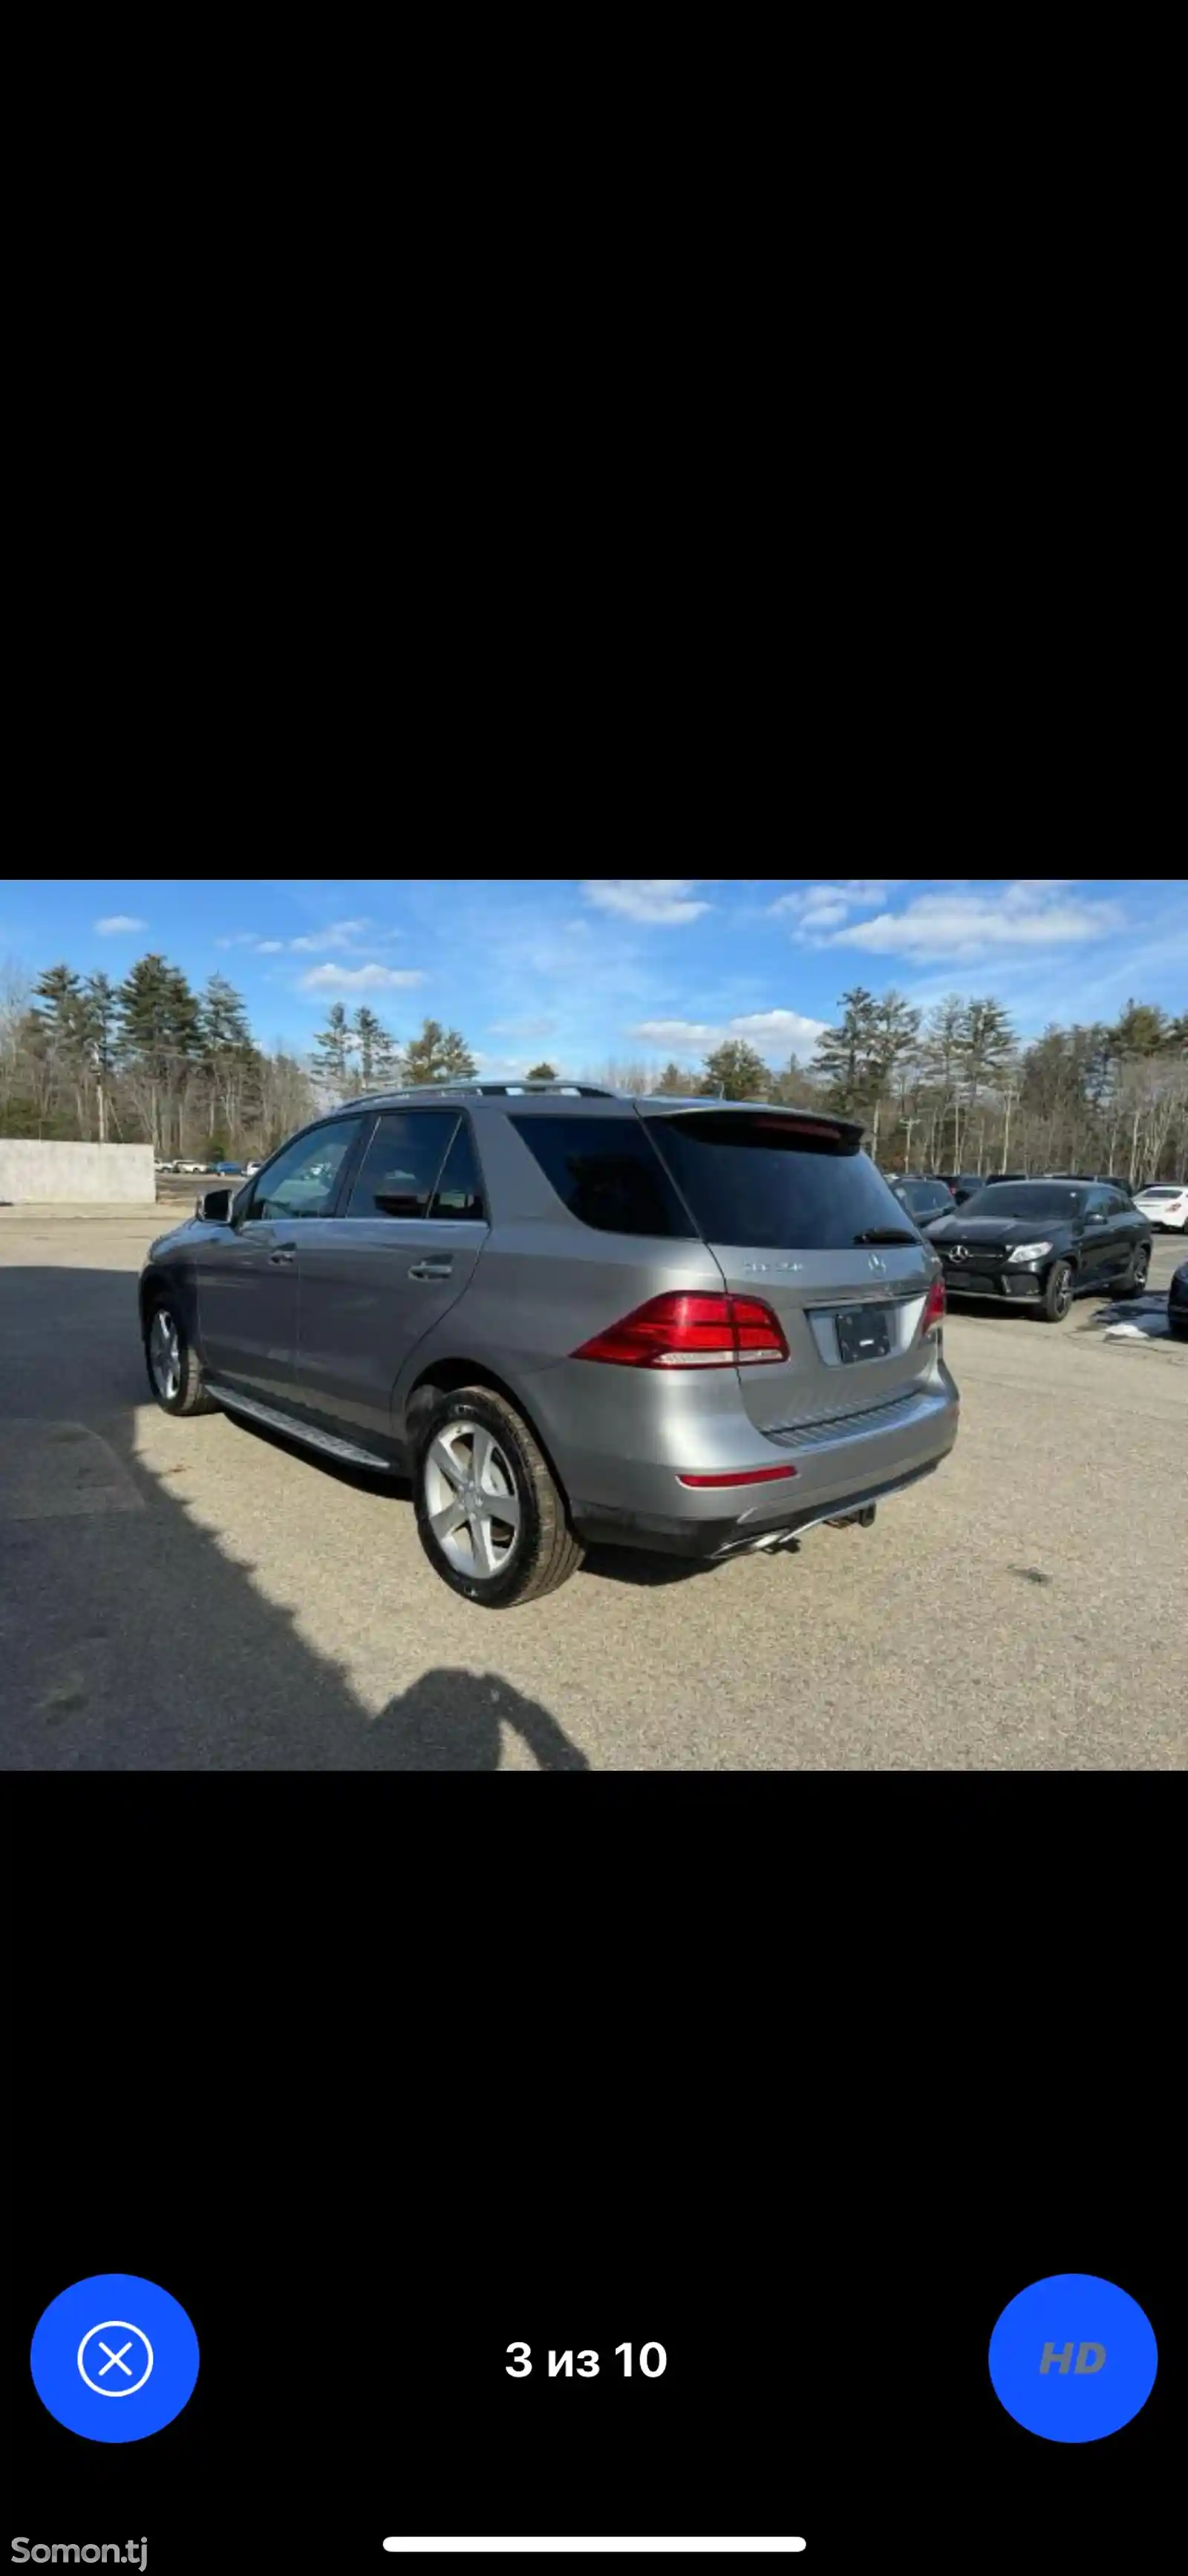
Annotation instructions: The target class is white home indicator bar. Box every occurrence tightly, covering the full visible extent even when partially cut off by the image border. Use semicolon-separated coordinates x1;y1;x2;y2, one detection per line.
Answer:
382;2546;806;2557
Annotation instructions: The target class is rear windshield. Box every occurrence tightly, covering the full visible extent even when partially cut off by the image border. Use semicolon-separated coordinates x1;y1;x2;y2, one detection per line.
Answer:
961;1181;1088;1220
1139;1185;1182;1198
898;1181;951;1210
643;1112;909;1249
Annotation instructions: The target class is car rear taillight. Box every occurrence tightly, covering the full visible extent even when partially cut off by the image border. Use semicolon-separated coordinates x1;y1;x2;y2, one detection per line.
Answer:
922;1274;945;1335
571;1291;789;1369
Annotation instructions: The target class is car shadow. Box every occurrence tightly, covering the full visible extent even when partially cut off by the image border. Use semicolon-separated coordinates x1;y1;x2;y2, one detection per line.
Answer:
0;1264;590;1772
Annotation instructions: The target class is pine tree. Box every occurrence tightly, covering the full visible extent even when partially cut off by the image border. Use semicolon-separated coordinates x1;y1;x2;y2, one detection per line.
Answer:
815;988;879;1112
116;953;202;1154
526;1060;558;1081
353;1005;399;1088
402;1019;477;1083
700;1038;768;1100
313;1002;355;1099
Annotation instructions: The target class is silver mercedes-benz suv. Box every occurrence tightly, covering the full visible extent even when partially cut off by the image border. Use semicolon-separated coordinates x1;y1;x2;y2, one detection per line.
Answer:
139;1081;959;1606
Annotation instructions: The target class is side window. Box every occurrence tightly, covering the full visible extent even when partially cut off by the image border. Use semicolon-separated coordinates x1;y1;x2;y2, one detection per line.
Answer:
510;1114;696;1237
1086;1188;1110;1219
428;1118;486;1222
249;1119;365;1222
1105;1190;1129;1215
345;1109;458;1220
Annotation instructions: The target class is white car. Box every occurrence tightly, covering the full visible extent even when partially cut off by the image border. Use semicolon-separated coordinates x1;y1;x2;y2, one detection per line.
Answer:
1132;1183;1188;1232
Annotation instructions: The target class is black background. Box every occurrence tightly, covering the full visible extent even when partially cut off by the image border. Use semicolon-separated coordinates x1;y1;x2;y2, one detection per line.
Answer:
7;1785;1179;2573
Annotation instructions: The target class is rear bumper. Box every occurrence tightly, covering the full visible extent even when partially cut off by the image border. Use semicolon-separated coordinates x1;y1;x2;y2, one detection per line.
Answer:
561;1366;959;1559
573;1454;944;1558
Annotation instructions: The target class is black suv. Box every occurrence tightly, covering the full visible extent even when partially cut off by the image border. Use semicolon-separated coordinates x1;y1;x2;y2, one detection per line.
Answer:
884;1174;958;1231
927;1178;1152;1322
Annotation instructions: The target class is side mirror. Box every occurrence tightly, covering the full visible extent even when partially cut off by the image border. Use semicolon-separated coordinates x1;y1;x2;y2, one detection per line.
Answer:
196;1186;232;1223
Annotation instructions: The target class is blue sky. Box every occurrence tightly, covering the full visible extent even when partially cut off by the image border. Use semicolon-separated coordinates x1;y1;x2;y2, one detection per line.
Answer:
4;878;1185;1073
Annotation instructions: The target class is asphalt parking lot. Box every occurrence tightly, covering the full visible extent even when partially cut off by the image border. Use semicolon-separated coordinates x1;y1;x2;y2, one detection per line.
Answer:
1;1207;1184;1770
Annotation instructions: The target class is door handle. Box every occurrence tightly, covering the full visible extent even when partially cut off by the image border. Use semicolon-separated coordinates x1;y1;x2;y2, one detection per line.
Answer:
269;1245;296;1266
408;1259;453;1281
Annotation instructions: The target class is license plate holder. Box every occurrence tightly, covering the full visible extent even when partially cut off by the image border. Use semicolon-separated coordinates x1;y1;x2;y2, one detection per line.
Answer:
834;1302;892;1363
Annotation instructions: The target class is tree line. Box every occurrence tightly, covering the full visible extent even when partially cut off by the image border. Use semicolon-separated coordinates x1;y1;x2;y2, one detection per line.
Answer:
0;954;482;1163
2;952;1185;1181
585;988;1188;1181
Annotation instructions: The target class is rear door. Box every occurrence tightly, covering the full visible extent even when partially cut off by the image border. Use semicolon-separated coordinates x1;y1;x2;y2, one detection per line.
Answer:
642;1108;939;1434
292;1109;489;1446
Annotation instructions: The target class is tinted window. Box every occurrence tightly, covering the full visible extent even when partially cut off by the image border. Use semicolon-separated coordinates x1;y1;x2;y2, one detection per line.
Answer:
1104;1191;1129;1214
248;1118;364;1222
644;1112;909;1250
429;1119;486;1222
901;1182;951;1213
345;1110;457;1219
511;1114;696;1237
961;1182;1089;1221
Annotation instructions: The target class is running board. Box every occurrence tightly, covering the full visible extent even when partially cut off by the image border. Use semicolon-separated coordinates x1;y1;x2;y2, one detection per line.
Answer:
207;1382;399;1474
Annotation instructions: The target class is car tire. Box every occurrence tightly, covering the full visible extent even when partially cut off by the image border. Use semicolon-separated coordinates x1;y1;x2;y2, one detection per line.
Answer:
1114;1244;1152;1299
1040;1258;1075;1323
414;1385;584;1608
143;1294;218;1416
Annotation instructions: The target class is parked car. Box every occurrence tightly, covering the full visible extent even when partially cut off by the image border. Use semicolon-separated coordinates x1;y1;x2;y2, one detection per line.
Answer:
934;1173;988;1205
137;1083;960;1607
245;1161;261;1176
884;1174;959;1231
180;1161;205;1174
1168;1259;1188;1338
1132;1181;1188;1233
927;1179;1152;1322
211;1161;245;1176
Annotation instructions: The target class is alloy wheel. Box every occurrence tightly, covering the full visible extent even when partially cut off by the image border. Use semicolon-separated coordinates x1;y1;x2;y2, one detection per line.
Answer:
149;1308;182;1403
422;1419;522;1580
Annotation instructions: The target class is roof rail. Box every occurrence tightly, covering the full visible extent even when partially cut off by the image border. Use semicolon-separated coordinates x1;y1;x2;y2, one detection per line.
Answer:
345;1078;618;1104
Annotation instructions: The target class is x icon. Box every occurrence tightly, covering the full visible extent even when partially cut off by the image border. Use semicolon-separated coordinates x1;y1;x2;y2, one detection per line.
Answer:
98;2341;134;2377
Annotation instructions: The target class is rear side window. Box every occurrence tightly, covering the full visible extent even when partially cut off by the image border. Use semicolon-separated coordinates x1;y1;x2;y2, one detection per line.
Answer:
429;1119;486;1222
345;1109;457;1220
644;1112;907;1250
510;1114;696;1237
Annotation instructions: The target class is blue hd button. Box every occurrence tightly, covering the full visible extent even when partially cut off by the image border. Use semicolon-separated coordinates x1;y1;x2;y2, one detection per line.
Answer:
988;2273;1157;2442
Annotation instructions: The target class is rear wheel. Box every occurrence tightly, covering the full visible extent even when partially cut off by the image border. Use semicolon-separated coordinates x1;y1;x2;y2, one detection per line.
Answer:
143;1295;217;1415
414;1385;584;1607
1040;1259;1075;1323
1114;1244;1151;1299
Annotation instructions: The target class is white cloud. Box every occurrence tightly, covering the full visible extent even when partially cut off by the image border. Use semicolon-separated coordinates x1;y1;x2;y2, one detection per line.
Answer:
254;940;286;953
768;880;910;919
290;919;376;952
297;962;428;993
94;914;147;934
818;888;1124;963
583;878;714;925
630;1007;829;1064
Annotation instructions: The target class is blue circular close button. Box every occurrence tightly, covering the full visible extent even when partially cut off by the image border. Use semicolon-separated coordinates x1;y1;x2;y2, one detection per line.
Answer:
989;2273;1157;2442
31;2275;199;2443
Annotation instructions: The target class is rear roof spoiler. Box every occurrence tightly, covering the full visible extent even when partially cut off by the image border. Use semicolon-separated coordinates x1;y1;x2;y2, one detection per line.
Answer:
638;1100;865;1150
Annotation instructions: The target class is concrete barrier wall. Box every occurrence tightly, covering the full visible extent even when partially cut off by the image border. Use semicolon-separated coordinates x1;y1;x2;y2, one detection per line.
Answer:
0;1140;157;1203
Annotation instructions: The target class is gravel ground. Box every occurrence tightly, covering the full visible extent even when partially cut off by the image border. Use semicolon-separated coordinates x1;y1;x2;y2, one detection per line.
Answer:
1;1207;1184;1770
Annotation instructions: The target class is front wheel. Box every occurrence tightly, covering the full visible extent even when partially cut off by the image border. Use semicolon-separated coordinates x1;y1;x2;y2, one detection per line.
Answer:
143;1296;217;1415
1040;1259;1075;1323
414;1385;584;1607
1114;1245;1151;1299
